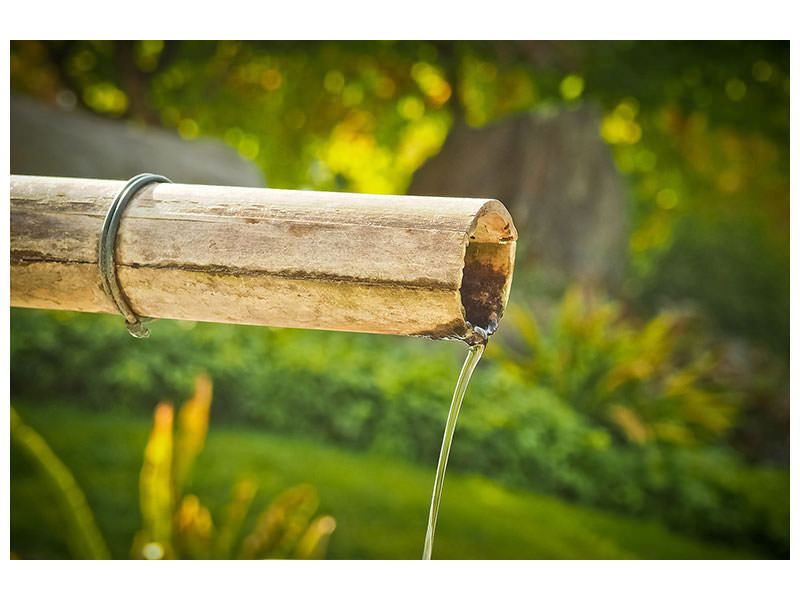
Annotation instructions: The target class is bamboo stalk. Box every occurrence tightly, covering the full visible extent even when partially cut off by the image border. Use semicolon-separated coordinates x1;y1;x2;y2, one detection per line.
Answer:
10;175;517;343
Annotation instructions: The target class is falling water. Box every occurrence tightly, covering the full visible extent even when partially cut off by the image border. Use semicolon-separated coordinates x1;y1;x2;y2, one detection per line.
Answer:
422;341;485;560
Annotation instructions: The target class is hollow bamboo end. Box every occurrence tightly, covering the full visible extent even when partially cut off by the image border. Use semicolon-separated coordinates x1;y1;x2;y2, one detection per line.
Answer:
11;176;520;344
458;201;517;345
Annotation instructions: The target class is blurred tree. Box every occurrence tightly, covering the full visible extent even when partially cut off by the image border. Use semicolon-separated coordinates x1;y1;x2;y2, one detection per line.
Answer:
10;39;789;461
10;40;788;349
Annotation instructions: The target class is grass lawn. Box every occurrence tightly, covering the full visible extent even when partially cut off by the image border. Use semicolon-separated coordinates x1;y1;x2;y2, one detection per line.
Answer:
10;402;761;559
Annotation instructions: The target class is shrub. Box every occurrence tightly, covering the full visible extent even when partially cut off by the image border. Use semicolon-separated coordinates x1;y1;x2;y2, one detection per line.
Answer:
10;307;788;555
11;374;335;560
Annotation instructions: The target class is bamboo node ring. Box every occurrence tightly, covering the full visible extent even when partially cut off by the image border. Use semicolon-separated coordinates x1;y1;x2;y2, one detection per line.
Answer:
98;173;172;338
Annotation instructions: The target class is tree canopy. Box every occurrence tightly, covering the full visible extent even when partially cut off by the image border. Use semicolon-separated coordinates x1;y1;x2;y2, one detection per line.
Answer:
11;40;789;352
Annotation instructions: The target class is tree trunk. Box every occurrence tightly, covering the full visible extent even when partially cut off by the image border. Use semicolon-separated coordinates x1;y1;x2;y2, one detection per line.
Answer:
410;105;628;288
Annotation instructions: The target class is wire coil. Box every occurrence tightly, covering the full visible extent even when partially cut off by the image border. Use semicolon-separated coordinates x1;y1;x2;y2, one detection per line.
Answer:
98;173;171;338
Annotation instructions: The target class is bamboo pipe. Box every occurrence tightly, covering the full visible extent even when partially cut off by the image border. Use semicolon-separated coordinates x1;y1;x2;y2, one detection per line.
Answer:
10;175;517;344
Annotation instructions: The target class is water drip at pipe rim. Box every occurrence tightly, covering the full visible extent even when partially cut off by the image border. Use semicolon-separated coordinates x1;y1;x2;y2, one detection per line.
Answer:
463;312;499;346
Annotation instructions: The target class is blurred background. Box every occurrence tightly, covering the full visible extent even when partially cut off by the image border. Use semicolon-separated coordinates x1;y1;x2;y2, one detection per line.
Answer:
10;40;789;559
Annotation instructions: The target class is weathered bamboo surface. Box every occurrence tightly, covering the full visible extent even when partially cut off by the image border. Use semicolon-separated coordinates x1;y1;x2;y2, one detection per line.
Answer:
11;175;517;342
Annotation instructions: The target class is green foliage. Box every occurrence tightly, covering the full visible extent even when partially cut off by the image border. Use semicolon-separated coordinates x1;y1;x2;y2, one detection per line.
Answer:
10;307;788;556
582;42;788;355
10;406;111;560
8;40;788;558
11;402;764;559
635;217;789;354
130;373;336;560
490;285;740;446
9;41;789;351
10;376;335;560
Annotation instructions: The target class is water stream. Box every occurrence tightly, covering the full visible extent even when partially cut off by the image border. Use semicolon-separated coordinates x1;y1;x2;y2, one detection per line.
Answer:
422;342;485;560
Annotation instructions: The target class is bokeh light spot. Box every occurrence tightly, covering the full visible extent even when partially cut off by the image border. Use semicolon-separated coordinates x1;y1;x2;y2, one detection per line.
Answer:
136;40;164;72
83;83;129;116
411;62;452;106
317;516;337;534
656;189;678;210
752;60;773;82
70;50;96;74
601;100;642;145
559;75;585;101
238;135;260;160
178;118;199;139
324;70;345;94
260;68;282;91
342;83;364;106
142;542;164;560
55;89;77;110
398;96;425;121
717;169;742;193
376;76;396;99
224;127;242;147
725;78;747;101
